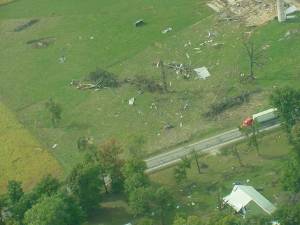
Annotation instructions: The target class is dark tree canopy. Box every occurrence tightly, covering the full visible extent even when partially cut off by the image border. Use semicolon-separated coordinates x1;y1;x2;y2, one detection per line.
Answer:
270;87;300;134
24;194;84;225
66;161;102;214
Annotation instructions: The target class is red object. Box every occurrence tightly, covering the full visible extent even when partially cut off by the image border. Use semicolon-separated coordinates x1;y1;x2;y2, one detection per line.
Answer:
242;117;254;127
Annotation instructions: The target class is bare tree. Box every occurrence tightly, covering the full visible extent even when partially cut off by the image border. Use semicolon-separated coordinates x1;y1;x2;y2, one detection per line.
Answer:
232;145;243;167
158;60;168;93
191;150;201;174
243;40;263;81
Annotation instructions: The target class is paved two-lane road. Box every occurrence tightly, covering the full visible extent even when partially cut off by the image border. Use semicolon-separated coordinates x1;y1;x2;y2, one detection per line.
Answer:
145;119;280;173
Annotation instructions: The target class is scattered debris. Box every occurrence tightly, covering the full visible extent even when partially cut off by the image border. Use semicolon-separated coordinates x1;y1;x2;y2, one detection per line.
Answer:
128;97;135;106
194;67;211;80
164;62;193;79
207;0;277;26
184;41;192;47
161;27;173;34
59;56;66;64
164;123;175;130
26;37;56;49
286;5;298;15
14;19;39;32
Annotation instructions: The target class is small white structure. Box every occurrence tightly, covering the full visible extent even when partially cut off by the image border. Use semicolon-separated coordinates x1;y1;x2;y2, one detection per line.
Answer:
223;185;276;215
194;67;211;80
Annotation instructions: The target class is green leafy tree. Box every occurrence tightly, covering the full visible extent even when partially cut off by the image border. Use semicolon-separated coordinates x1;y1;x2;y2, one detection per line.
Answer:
97;139;124;193
9;192;38;223
128;187;152;217
239;123;260;155
33;175;60;197
7;181;23;205
270;87;300;135
282;154;300;193
122;157;149;195
173;215;203;225
291;122;300;156
152;186;175;225
173;216;187;225
45;98;62;127
24;193;84;225
66;161;102;214
275;203;300;225
174;157;191;184
136;217;155;225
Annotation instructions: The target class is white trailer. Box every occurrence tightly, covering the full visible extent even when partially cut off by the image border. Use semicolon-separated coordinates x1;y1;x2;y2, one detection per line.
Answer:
252;108;278;123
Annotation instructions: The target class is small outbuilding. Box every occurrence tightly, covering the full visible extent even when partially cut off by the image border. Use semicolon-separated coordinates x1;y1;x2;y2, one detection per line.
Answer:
134;19;145;27
223;185;276;215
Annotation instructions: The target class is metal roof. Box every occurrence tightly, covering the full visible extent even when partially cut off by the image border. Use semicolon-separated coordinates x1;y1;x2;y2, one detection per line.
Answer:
223;185;276;215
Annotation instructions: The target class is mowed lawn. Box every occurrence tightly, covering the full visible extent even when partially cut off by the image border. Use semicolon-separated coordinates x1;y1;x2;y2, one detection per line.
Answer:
0;102;61;193
0;0;299;174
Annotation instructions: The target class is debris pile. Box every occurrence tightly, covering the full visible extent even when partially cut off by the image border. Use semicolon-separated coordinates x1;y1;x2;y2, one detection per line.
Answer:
71;69;119;90
207;0;276;26
204;92;251;118
26;37;56;49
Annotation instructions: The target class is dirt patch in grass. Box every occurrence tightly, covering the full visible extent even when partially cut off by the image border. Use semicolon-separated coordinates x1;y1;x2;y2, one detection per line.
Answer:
0;0;15;6
26;37;56;49
14;19;39;32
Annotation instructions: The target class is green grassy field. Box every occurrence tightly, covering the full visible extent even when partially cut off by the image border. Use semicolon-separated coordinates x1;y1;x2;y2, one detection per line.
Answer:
0;102;61;193
0;1;299;173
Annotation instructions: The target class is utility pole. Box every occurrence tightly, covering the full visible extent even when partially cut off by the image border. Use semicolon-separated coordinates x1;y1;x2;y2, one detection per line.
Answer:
277;0;286;22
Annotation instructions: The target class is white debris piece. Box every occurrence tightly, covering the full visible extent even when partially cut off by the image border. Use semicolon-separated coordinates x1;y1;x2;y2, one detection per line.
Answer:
161;27;173;34
286;5;298;15
186;53;190;59
128;97;135;105
90;36;94;40
191;202;196;206
52;144;58;149
58;56;66;64
194;67;211;80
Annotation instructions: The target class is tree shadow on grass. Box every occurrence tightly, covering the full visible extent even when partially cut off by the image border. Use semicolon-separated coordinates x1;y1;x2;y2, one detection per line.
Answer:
89;206;132;225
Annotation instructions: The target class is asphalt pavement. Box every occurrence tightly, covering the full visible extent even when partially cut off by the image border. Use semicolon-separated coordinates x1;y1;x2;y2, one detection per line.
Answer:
145;119;280;173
